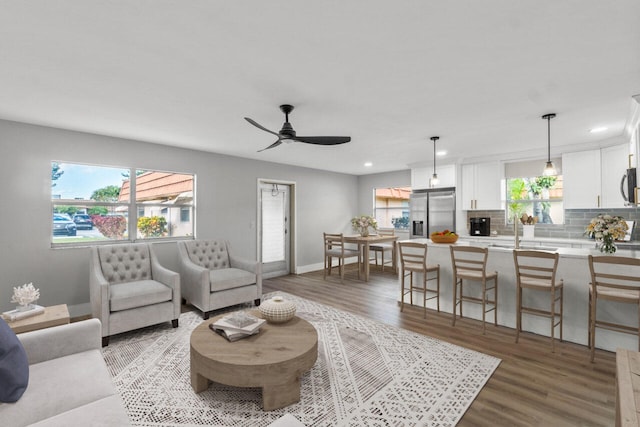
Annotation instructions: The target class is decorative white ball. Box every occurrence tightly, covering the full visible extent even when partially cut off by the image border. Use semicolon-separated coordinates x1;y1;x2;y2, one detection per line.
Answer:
259;296;296;324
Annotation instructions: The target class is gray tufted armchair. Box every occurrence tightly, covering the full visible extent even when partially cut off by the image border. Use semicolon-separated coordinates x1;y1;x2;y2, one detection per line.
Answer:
177;239;262;319
90;243;180;346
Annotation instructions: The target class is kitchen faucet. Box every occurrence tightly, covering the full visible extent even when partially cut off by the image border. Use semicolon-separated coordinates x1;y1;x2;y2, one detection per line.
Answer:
514;214;520;249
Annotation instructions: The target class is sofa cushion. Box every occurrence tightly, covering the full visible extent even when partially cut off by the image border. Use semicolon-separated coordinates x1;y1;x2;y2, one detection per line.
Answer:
184;239;230;270
0;317;29;402
1;349;115;426
109;280;172;312
210;268;257;292
98;244;152;285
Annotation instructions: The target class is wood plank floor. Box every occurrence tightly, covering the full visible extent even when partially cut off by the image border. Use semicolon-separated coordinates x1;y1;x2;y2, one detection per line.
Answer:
263;265;617;427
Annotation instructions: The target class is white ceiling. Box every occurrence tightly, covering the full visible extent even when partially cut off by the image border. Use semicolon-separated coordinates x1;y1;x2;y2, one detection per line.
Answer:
1;1;639;175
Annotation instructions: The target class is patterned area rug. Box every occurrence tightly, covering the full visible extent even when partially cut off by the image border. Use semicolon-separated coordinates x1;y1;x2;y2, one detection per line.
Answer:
102;292;500;426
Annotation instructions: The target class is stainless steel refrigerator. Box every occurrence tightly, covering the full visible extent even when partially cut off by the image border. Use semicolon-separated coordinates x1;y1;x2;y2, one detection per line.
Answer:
409;187;456;239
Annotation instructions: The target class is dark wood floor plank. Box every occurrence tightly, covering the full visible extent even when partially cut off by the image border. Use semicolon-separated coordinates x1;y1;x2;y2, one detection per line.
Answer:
263;265;617;427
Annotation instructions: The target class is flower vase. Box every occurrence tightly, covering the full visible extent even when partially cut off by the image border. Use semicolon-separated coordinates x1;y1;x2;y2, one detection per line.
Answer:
360;228;369;237
598;236;617;254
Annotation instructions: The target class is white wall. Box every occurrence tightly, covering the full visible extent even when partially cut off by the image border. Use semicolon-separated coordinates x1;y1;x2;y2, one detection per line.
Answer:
0;119;360;315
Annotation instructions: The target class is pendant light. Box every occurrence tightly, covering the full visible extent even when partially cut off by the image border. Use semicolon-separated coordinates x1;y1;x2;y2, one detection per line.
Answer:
542;113;557;176
430;136;440;187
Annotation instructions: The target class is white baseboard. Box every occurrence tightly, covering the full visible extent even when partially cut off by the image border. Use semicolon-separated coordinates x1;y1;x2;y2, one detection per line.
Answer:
295;257;359;275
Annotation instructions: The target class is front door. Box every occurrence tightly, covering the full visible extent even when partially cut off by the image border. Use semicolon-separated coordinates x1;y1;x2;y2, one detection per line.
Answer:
259;181;291;278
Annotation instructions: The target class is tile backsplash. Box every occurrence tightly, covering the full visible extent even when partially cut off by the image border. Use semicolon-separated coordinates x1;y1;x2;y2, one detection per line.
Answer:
466;208;640;241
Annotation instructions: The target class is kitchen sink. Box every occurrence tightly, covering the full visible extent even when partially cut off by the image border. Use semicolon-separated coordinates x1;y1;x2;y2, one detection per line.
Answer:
486;243;558;251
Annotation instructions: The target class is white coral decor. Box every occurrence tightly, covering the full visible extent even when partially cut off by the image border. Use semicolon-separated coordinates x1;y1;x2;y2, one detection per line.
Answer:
11;282;40;306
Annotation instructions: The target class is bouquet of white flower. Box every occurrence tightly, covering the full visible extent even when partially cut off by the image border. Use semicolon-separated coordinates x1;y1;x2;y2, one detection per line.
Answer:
585;214;628;253
351;215;378;237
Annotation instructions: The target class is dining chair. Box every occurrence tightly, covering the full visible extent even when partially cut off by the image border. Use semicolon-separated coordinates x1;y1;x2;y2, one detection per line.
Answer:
450;246;498;334
323;233;361;283
513;250;563;352
369;228;396;272
398;241;440;318
588;255;640;362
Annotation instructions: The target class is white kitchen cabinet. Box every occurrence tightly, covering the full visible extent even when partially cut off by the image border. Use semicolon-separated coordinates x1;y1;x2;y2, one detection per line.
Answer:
411;164;455;190
563;145;629;209
460;161;503;210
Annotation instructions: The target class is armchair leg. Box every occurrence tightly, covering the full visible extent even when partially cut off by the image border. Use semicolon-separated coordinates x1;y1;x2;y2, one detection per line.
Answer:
254;298;261;306
203;312;210;320
102;337;110;347
172;319;179;328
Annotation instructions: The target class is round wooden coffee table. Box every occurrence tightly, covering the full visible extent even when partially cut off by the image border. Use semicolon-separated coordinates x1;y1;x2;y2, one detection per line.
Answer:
190;311;318;411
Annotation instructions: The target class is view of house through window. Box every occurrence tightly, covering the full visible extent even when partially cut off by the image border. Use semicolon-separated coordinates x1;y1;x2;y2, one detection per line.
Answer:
373;187;411;230
505;175;564;224
51;162;194;245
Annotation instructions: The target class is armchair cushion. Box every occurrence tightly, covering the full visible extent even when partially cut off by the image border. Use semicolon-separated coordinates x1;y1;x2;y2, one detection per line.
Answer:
210;268;257;292
109;280;173;312
97;244;152;284
185;240;230;270
0;318;29;403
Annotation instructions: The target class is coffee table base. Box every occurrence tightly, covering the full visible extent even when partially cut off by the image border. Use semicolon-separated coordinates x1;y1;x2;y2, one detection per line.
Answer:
189;314;318;411
191;369;303;411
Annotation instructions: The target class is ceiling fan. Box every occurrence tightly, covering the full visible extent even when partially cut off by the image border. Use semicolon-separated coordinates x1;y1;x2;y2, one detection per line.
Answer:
245;104;351;152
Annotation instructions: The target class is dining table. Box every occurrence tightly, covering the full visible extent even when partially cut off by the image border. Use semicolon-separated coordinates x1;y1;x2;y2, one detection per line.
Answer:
343;234;398;281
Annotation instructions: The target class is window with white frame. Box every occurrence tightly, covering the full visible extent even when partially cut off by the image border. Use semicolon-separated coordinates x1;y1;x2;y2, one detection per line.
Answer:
504;159;564;224
50;162;195;245
373;187;411;230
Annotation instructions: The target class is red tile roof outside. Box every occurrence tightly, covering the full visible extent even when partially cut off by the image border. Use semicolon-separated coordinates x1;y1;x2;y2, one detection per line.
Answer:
119;171;193;202
375;187;411;200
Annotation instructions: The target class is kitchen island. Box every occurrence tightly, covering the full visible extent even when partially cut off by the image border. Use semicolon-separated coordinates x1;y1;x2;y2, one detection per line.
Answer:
401;238;640;353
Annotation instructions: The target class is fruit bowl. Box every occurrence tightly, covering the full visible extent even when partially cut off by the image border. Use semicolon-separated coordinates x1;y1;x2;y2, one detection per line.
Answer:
430;233;459;244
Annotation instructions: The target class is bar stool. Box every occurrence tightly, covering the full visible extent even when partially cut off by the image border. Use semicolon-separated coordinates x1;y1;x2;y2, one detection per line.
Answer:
369;228;395;272
450;246;498;334
398;241;440;318
513;250;563;352
323;232;361;283
588;255;640;362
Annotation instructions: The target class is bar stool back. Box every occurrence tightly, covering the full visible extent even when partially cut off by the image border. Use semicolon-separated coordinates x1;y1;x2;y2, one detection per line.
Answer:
398;241;440;318
450;246;498;334
513;250;563;352
588;255;640;362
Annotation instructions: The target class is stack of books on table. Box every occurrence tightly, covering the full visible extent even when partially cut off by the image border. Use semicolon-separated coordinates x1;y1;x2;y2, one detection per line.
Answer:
209;312;266;342
2;305;45;322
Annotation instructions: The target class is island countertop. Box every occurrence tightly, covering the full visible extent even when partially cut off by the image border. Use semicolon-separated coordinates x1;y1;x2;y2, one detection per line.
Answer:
399;238;640;353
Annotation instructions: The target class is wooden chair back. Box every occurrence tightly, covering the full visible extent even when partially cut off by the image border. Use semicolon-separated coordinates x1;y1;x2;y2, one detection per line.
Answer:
588;255;640;303
398;241;427;273
450;246;489;279
513;250;559;289
324;232;347;256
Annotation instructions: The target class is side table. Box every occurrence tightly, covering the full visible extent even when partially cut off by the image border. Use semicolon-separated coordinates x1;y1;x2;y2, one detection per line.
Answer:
7;304;70;334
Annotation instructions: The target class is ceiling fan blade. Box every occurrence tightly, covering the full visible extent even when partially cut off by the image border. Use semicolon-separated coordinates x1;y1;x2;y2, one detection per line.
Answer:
292;136;351;145
257;139;283;152
245;117;281;137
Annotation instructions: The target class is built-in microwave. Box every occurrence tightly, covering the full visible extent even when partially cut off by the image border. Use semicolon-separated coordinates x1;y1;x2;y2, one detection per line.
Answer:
621;167;636;205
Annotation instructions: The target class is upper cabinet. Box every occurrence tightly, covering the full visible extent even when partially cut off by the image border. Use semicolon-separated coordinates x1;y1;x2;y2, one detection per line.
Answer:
411;164;456;190
460;161;503;210
563;144;629;209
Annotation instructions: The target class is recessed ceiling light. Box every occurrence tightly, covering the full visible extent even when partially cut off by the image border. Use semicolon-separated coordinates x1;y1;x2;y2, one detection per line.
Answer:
436;150;447;156
364;162;373;167
590;127;608;133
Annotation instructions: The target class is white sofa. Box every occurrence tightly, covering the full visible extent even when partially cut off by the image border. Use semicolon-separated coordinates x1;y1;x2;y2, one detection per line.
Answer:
0;319;130;426
178;239;262;319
